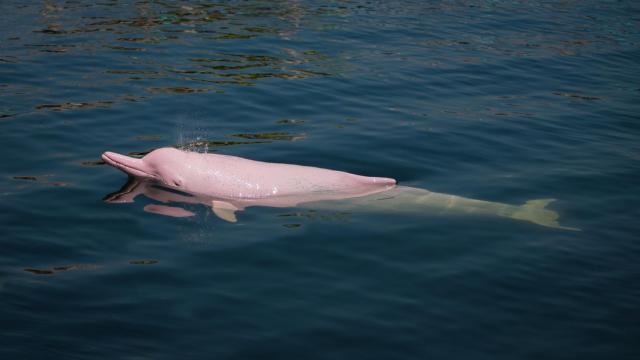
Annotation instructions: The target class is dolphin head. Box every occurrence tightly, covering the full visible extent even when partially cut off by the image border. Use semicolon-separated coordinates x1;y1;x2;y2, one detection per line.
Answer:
102;148;186;188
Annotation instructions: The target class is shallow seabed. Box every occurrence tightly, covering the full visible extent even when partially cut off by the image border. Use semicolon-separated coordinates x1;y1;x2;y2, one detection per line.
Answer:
1;1;639;359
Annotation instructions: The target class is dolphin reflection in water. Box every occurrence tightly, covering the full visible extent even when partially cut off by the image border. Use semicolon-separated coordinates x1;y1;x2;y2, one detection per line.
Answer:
102;148;578;230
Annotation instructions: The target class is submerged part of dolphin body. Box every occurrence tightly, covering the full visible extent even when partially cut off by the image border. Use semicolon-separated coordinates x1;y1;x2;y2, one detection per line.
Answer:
101;148;578;230
305;186;579;231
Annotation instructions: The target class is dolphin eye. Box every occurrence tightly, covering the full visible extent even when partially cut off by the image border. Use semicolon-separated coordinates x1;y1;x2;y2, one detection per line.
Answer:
172;178;183;187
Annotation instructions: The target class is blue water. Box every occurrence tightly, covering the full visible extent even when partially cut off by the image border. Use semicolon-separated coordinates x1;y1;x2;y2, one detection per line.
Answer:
1;1;639;358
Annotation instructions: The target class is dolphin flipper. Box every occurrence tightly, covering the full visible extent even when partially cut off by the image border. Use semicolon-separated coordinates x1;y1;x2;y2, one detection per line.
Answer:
212;201;239;223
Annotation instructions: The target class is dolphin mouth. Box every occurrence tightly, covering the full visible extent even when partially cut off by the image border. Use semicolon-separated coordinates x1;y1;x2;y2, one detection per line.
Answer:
102;151;156;179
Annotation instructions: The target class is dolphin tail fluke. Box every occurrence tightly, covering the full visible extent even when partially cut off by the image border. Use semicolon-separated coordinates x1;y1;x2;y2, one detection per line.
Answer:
511;199;580;231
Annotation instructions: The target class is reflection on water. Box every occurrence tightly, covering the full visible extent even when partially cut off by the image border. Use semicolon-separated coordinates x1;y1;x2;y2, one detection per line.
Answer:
2;0;635;120
1;0;341;118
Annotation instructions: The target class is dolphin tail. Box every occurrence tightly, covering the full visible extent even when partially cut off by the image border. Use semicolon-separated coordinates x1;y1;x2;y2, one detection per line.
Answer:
511;199;580;231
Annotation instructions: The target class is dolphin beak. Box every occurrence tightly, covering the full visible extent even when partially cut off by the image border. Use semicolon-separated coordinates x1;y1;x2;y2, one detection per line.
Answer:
102;151;155;179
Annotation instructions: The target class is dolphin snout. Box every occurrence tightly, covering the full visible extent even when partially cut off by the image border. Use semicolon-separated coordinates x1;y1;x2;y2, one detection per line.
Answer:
102;151;155;179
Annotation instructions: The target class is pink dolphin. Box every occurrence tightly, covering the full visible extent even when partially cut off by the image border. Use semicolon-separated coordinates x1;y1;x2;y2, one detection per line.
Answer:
102;147;395;222
102;147;578;230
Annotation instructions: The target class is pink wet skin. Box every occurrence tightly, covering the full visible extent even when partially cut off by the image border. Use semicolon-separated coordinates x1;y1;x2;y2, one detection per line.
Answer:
101;147;396;207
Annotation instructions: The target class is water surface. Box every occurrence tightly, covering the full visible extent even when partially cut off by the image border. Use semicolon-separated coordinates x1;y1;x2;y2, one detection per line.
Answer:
1;1;639;359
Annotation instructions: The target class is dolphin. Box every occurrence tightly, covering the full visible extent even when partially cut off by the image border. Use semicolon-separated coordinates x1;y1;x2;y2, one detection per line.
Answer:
102;147;578;230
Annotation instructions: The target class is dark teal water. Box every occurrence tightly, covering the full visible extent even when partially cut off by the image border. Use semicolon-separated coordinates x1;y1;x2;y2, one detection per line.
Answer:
1;1;639;358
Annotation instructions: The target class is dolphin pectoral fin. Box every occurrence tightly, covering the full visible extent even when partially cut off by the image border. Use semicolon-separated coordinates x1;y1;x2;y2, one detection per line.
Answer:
213;208;237;223
144;204;195;218
513;198;581;231
212;201;239;223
